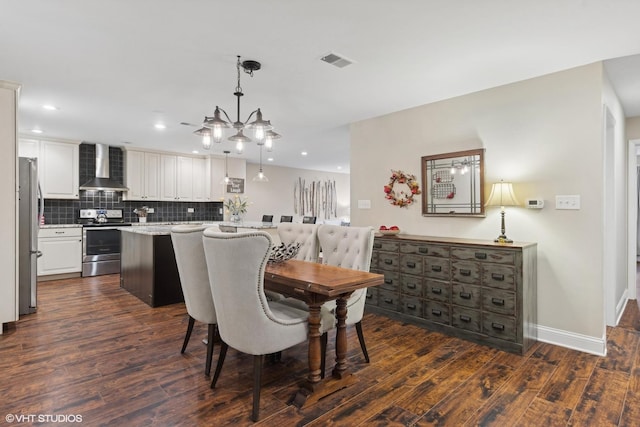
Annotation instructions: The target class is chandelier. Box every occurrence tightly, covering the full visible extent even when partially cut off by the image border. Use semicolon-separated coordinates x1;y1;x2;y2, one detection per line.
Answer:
195;55;281;154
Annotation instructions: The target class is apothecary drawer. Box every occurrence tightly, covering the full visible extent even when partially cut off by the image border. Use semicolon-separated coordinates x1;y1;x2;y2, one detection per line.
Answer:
451;260;480;284
377;252;400;271
482;288;516;316
424;257;450;280
451;247;515;265
424;279;450;302
400;295;423;317
378;289;399;311
373;239;399;253
451;306;481;333
401;274;423;297
365;288;378;306
452;283;481;309
482;313;517;342
380;271;400;292
424;300;450;325
400;242;449;258
482;264;516;290
400;254;423;275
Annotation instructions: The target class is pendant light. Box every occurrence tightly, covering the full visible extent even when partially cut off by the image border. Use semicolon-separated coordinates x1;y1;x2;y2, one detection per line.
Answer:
222;150;230;184
252;146;268;182
196;55;279;153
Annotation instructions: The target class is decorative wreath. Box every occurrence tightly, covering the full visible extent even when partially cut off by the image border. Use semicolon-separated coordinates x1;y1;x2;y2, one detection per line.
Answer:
384;170;421;207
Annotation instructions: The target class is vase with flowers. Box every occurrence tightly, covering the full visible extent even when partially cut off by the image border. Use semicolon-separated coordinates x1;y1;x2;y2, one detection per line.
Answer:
133;206;148;223
224;195;248;222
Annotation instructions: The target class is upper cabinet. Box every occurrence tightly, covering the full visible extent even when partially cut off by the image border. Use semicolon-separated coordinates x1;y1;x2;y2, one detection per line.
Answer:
126;149;212;202
125;150;161;200
20;139;79;199
40;141;79;199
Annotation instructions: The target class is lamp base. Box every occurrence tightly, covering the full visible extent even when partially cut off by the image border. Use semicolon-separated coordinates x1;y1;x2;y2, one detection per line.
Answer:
494;235;513;244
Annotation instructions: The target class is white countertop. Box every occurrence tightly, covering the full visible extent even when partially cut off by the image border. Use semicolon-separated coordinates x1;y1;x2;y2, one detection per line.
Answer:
40;224;83;229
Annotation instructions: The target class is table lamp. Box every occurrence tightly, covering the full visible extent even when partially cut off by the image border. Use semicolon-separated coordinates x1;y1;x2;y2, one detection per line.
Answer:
485;180;520;243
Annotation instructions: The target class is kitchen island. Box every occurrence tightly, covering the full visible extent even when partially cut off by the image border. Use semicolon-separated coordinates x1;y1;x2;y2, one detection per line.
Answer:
119;225;184;307
119;222;280;307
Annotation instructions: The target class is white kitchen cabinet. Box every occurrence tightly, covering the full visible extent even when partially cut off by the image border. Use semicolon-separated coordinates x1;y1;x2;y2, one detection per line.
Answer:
37;227;82;277
160;154;177;201
40;140;79;199
192;157;210;201
18;138;40;158
0;81;19;332
209;156;225;201
125;150;160;200
176;156;194;200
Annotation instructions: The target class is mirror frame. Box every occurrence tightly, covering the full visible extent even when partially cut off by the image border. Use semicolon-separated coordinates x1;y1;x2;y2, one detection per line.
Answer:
421;148;485;217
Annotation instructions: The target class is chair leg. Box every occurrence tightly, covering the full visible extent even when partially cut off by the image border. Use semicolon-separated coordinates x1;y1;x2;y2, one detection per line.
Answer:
210;341;228;389
252;355;265;422
205;324;217;376
320;332;328;379
355;321;370;363
181;316;195;354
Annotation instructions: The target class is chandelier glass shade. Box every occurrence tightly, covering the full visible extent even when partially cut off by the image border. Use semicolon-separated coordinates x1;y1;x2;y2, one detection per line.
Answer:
196;56;278;154
252;146;268;182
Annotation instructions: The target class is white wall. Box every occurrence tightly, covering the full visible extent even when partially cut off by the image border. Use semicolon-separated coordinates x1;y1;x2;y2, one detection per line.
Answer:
351;62;611;353
236;162;350;223
627;116;640;140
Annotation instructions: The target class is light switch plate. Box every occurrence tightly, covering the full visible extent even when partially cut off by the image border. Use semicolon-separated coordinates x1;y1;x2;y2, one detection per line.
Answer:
357;200;371;209
555;195;580;210
187;207;194;213
146;208;154;213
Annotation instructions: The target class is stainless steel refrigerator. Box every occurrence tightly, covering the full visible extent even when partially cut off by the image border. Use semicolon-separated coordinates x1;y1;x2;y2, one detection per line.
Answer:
18;157;43;315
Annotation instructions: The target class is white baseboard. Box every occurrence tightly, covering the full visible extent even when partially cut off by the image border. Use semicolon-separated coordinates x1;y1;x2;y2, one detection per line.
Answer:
536;324;606;357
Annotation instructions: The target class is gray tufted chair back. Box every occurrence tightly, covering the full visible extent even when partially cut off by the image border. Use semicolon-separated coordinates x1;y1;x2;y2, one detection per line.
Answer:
317;224;374;272
277;223;320;263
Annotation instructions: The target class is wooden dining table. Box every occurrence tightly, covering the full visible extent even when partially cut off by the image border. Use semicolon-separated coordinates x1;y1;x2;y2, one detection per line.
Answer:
264;259;384;407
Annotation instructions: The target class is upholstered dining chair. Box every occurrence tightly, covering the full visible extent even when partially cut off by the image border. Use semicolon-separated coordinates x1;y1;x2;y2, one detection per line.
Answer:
316;224;375;377
170;224;218;376
261;215;273;223
279;215;293;222
302;216;317;224
277;223;320;262
202;229;309;422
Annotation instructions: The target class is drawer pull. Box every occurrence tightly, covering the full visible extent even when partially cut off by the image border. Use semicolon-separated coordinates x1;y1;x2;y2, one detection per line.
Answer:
406;304;417;310
384;259;394;265
474;252;487;260
431;288;442;295
431;309;442;316
366;294;372;299
431;265;442;272
491;298;505;306
460;269;471;276
491;273;505;281
492;322;505;331
407;283;417;289
460;315;471;323
460;292;472;299
384;278;393;285
373;243;382;249
418;247;428;254
406;261;416;268
384;298;394;304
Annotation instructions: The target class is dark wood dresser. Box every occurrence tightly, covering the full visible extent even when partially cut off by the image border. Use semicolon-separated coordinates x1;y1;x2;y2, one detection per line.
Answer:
367;234;537;354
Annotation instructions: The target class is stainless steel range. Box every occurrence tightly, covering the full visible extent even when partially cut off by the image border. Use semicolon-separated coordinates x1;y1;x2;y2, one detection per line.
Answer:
78;209;131;277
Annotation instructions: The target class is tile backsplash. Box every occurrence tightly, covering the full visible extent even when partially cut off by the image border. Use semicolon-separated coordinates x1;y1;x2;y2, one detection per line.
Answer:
42;143;223;225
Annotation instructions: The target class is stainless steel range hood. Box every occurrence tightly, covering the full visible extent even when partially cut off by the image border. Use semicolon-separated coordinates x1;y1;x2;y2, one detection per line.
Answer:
79;143;129;191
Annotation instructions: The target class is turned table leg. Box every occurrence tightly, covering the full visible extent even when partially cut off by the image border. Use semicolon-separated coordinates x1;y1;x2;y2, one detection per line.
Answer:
332;295;349;378
306;302;323;386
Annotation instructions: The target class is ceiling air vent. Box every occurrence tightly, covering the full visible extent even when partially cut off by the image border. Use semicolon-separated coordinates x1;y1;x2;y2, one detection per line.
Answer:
320;53;353;68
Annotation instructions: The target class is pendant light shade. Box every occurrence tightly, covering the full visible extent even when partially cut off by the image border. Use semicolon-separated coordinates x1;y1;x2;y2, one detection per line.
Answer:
252;146;268;182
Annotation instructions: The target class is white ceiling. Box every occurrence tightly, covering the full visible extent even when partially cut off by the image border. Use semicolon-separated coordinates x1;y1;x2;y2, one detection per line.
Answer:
2;1;640;173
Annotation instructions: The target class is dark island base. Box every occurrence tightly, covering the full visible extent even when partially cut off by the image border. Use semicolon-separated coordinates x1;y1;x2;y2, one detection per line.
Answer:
120;232;184;307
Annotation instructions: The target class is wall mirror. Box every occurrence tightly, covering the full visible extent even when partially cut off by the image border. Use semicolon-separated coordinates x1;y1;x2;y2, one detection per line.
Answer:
421;149;485;217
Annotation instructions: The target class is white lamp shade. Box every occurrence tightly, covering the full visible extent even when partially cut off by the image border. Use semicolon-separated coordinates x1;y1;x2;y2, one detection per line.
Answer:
485;181;519;207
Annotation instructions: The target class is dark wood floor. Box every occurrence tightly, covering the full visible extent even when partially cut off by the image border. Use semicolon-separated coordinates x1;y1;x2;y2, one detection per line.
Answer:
1;274;639;426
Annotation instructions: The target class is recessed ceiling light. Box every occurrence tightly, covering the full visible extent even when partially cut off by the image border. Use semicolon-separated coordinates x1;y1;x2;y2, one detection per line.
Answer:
267;157;274;162
154;123;166;130
337;166;343;170
301;151;308;156
31;129;43;134
192;150;199;154
42;104;58;111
